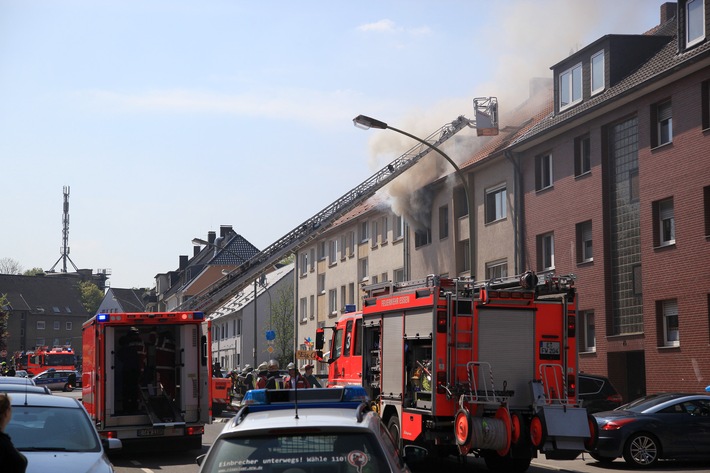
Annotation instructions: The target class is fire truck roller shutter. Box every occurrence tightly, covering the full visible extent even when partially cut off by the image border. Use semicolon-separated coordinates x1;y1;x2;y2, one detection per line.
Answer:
402;310;433;340
476;308;535;409
381;314;404;397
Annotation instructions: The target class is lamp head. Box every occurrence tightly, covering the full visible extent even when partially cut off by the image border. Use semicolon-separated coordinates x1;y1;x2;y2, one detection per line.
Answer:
192;238;209;246
353;115;388;130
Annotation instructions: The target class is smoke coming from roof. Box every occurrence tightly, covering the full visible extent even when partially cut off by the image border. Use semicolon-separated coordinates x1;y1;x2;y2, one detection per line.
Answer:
366;0;662;222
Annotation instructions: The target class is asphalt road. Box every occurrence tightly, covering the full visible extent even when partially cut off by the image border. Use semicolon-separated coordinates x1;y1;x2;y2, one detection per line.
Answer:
55;391;710;473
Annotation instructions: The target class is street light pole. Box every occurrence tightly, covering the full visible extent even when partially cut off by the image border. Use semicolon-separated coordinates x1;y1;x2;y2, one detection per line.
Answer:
353;115;476;278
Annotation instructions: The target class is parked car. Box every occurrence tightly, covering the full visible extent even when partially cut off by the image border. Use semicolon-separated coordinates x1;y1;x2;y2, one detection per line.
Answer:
588;392;710;467
0;376;35;386
577;373;623;413
5;392;122;473
0;384;52;395
196;386;428;473
32;368;82;391
14;369;29;378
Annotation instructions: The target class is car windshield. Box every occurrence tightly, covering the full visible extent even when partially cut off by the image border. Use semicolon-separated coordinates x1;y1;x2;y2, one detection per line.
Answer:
6;405;100;452
201;432;390;473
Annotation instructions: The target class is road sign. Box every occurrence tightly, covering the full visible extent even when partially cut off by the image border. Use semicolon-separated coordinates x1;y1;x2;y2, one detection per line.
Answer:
267;346;274;354
296;350;318;360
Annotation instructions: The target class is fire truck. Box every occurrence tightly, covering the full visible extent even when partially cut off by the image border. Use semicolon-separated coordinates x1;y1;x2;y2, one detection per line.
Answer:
317;272;591;472
24;345;77;376
82;311;212;450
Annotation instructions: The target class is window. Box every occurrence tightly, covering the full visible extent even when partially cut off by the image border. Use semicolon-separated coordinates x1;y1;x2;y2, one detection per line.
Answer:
328;289;338;315
300;298;307;322
394;215;404;240
686;0;705;48
348;231;355;256
703;81;710;130
661;299;679;347
535;153;553;191
37;321;45;330
329;239;338;265
454;186;468;218
485;186;507;223
371;274;379;284
309;295;315;319
380;216;388;244
485;260;508;280
537;233;555;271
574;135;591;176
591;50;605;95
414;227;431;248
300;253;308;276
630;170;640;202
340;286;346;310
559;62;582;109
394;268;405;282
359;221;369;242
704;186;710;237
358;257;368;281
633;265;643;296
439;205;449;239
459;240;471;274
576;221;593;263
309;248;316;270
371;220;379;247
318;274;325;294
237;319;242;336
579;310;596;352
652;100;673;147
65;322;72;331
654;198;675;246
348;283;355;306
53;321;60;330
340;235;347;260
317;241;326;260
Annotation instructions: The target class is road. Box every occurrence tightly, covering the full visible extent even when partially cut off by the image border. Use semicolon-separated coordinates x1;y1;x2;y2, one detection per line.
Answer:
57;391;709;473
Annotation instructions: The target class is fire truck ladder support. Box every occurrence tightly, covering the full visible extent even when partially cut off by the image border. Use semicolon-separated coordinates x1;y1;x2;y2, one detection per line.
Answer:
177;98;498;313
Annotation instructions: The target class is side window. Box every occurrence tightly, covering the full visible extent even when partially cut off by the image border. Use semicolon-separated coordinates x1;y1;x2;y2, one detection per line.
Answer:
344;321;353;357
354;318;363;357
332;329;344;360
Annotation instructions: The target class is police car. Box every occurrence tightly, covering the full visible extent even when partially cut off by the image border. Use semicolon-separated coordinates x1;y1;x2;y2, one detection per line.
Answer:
196;386;427;473
32;368;82;391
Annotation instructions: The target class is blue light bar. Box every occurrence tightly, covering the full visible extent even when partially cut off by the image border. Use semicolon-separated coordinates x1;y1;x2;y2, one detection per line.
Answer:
242;386;368;410
193;312;205;320
97;313;109;322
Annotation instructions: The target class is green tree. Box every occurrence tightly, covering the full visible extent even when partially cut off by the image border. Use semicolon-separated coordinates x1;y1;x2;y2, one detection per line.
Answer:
268;283;294;367
78;281;103;315
23;267;45;276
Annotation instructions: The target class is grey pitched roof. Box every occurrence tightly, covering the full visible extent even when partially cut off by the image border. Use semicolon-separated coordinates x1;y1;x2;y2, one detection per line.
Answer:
0;274;90;317
209;233;260;266
109;288;148;312
513;16;710;147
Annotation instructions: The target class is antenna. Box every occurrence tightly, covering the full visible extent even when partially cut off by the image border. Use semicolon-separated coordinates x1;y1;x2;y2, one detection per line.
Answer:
48;186;79;273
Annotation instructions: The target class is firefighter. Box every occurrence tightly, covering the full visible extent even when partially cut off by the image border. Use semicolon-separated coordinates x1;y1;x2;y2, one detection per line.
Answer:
264;359;285;389
238;364;254;396
285;362;310;389
303;363;321;388
118;327;146;412
155;330;176;399
255;362;269;389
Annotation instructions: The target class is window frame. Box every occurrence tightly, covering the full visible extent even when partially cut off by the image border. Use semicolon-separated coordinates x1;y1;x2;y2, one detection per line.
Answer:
590;50;605;95
686;0;706;48
485;260;508;280
485;185;507;224
537;232;555;271
652;100;673;147
559;62;583;110
576;220;593;264
655;198;676;247
574;134;591;177
535;153;553;191
439;204;449;240
661;299;680;347
578;310;596;353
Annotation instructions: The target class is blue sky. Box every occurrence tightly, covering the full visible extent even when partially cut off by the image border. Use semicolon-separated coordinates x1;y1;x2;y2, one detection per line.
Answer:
1;1;665;289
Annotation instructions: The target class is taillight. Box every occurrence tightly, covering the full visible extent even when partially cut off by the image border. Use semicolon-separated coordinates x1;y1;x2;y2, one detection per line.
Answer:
601;418;635;430
186;426;204;436
436;311;447;333
567;315;576;337
568;375;576;396
607;393;623;403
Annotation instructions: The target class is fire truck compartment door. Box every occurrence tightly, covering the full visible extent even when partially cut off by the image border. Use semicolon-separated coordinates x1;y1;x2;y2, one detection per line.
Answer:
178;325;204;422
477;308;535;409
381;313;404;397
105;326;117;416
403;310;433;339
401;412;423;441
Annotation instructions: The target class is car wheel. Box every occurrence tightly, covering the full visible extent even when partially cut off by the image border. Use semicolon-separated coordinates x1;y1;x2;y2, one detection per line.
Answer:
387;416;402;451
63;383;72;392
589;452;615;464
623;432;660;468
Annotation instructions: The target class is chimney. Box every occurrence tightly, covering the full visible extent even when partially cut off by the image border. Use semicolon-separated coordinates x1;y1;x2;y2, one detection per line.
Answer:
220;225;233;238
179;255;188;270
194;245;201;257
207;231;216;245
660;2;676;23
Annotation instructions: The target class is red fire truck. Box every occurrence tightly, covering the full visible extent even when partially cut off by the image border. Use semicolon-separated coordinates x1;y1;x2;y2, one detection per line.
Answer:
82;311;212;450
22;346;77;376
317;272;591;472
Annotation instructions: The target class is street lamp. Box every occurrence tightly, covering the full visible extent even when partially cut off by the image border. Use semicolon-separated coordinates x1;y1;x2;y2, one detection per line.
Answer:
353;115;476;278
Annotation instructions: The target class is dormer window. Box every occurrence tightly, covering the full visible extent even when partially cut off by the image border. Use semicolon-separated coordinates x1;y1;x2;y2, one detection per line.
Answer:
686;0;705;48
591;50;605;95
559;62;582;110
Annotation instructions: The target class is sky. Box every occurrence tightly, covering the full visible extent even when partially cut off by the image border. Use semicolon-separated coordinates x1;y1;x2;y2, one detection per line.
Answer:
1;0;667;289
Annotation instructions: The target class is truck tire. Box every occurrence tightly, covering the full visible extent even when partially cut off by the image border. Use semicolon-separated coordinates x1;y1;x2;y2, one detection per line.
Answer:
387;416;401;451
213;404;224;417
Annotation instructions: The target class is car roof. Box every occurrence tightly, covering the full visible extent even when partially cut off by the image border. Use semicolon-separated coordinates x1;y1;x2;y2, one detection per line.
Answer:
0;385;52;395
7;392;81;408
0;377;35;385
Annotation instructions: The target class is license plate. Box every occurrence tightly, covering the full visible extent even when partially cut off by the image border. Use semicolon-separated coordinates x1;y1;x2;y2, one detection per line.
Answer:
539;341;561;360
137;428;165;437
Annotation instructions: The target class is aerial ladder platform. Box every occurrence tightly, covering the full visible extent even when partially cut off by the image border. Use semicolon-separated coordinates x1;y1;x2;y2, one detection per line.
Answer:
177;97;499;314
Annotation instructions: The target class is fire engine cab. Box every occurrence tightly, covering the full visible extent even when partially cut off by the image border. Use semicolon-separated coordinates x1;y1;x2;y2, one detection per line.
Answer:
318;272;591;472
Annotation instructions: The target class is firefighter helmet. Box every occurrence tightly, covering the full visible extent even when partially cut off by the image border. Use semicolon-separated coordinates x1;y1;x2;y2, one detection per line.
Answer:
267;359;279;371
287;362;295;370
257;362;268;372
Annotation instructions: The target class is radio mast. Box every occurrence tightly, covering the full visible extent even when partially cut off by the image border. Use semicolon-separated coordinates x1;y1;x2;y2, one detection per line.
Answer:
48;185;79;273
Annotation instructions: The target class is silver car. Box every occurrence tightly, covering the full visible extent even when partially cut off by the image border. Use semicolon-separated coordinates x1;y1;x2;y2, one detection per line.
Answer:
5;392;122;473
197;386;427;473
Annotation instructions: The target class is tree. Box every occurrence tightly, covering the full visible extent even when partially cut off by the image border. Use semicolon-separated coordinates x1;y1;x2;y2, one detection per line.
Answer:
23;267;45;276
0;257;22;275
78;281;103;315
268;283;294;367
0;294;9;354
